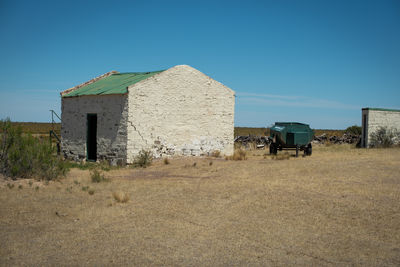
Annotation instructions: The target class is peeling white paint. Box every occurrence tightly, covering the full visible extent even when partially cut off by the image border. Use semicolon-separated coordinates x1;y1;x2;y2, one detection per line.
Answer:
61;65;235;163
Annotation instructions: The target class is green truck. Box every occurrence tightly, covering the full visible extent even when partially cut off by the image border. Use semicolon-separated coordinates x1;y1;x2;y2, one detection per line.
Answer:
269;122;314;157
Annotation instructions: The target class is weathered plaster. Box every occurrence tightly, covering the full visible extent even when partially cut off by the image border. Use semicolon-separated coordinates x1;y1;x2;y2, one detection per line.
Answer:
362;108;400;147
126;65;235;162
61;94;128;163
61;65;235;164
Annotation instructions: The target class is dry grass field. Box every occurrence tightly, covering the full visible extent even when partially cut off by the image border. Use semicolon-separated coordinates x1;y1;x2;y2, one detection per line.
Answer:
1;145;400;266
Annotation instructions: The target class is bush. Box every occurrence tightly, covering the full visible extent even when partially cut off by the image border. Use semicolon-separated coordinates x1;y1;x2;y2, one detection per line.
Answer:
369;126;400;148
132;150;153;168
0;119;68;180
345;125;362;136
90;169;108;183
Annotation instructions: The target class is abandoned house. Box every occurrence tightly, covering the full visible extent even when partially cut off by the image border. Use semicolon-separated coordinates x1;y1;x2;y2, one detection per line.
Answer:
60;65;235;164
361;107;400;147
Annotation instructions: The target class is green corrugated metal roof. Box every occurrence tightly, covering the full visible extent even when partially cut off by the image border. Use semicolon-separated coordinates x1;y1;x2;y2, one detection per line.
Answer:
362;107;400;112
62;70;165;97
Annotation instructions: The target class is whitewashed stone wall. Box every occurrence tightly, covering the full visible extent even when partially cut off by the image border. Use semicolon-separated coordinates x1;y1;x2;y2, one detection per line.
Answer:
61;95;128;163
362;108;400;147
126;65;235;162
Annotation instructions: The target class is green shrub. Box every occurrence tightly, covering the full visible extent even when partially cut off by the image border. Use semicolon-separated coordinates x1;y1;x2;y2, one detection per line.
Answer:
0;118;68;180
90;169;108;183
132;150;153;168
345;125;362;136
99;160;111;171
64;161;97;170
369;126;400;148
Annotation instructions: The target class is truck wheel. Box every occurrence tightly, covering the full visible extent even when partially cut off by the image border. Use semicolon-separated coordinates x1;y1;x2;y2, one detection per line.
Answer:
304;144;312;156
308;144;312;156
269;144;277;155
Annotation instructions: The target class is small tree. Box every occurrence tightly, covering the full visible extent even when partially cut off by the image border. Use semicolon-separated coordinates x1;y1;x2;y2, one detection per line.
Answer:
345;125;362;136
0;118;68;180
132;150;153;168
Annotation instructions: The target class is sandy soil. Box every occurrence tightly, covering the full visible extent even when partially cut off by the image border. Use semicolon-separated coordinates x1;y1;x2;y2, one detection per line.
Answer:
1;145;399;266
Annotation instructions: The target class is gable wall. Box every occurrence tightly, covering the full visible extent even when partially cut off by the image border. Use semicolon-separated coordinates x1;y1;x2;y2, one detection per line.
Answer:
61;95;128;163
126;65;234;162
362;109;400;147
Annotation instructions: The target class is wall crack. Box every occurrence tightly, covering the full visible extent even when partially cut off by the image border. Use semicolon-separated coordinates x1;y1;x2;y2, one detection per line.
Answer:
128;121;148;146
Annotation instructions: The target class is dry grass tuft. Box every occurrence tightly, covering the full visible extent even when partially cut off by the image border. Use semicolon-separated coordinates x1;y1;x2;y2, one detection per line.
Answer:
210;150;221;158
163;158;170;165
225;149;247;160
272;152;291;160
90;169;108;183
112;191;130;203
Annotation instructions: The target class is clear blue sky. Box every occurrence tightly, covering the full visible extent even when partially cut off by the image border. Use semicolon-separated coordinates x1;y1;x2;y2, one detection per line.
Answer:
1;0;399;129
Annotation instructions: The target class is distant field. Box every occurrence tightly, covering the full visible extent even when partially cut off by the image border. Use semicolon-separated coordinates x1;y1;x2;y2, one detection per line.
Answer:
5;123;345;137
3;122;61;135
234;127;268;136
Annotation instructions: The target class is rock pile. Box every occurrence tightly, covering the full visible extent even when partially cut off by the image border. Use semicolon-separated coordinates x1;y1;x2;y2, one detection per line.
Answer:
234;135;270;148
234;133;361;148
313;133;360;145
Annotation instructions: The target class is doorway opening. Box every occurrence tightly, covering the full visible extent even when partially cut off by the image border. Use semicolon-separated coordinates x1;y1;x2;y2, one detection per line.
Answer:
362;114;367;147
87;114;97;161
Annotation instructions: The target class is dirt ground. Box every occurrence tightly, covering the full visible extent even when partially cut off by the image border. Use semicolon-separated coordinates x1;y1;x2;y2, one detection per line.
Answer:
1;145;399;266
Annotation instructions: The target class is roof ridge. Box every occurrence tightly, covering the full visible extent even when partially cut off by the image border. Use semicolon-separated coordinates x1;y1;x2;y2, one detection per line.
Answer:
60;70;119;96
115;70;165;75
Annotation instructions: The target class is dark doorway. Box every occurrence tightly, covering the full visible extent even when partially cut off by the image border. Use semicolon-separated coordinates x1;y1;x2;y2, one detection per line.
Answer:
87;114;97;161
362;114;367;147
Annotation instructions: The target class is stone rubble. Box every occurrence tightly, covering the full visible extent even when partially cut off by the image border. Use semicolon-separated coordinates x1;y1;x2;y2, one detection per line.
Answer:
234;133;361;149
312;133;361;145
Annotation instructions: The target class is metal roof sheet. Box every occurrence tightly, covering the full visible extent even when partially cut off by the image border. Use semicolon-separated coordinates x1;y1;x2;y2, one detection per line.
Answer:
62;70;164;97
362;107;400;112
